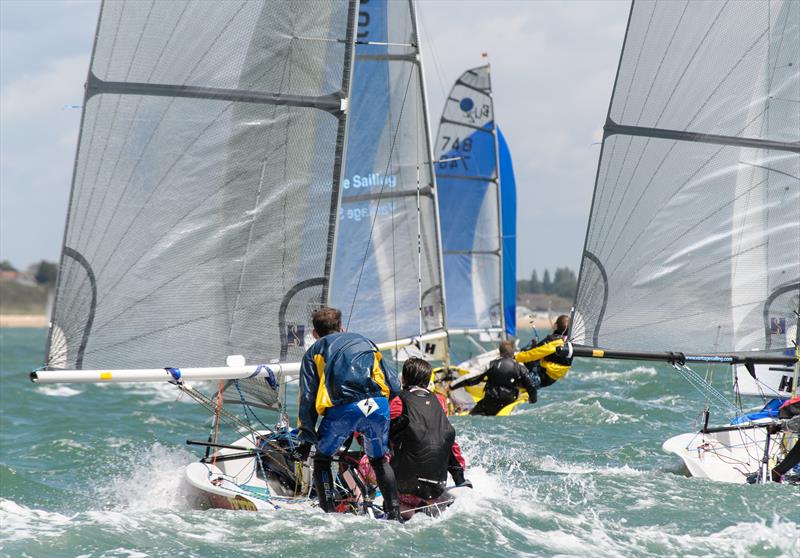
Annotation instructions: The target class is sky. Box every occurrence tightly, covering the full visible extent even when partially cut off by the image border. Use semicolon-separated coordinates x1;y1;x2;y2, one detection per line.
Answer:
0;0;630;279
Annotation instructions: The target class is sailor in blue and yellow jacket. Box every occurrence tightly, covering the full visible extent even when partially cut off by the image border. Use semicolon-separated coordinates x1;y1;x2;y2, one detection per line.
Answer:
297;331;400;447
515;315;573;389
294;307;403;520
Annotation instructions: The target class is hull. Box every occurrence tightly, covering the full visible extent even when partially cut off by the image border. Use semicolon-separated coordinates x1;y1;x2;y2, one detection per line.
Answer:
183;431;313;512
183;431;468;515
662;427;796;484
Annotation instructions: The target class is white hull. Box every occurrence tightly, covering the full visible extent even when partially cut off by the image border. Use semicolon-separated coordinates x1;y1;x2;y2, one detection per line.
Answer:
183;432;313;512
183;431;467;516
662;426;796;484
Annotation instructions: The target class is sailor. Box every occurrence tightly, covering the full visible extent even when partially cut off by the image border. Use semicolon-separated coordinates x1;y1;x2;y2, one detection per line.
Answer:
293;306;403;520
516;314;573;390
389;358;471;515
449;340;539;416
768;396;800;483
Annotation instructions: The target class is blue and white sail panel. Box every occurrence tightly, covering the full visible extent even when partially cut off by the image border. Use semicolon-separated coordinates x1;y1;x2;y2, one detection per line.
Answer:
498;128;517;337
46;1;358;369
330;0;445;343
435;66;503;332
572;0;799;358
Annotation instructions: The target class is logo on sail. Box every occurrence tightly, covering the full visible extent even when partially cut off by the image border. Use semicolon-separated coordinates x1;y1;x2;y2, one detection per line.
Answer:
287;324;305;348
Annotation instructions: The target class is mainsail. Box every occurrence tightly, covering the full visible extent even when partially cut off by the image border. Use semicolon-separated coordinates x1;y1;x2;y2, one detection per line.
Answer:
434;65;516;337
330;0;446;344
572;0;800;359
46;1;359;370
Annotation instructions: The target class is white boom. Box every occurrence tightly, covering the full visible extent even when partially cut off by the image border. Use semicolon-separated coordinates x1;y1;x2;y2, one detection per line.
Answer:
30;331;451;385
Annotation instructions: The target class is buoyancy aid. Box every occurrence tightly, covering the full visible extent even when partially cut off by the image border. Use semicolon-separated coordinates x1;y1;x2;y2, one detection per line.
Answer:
516;333;572;382
391;387;456;499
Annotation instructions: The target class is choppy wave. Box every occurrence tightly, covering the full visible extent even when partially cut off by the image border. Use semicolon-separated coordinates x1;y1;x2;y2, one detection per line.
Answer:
3;329;800;557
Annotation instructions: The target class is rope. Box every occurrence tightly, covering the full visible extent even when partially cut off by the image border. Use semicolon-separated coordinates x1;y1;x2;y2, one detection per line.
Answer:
672;362;740;418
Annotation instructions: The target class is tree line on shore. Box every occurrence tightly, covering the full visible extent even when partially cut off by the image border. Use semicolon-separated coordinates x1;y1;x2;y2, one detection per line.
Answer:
517;267;577;300
0;260;58;286
1;259;579;309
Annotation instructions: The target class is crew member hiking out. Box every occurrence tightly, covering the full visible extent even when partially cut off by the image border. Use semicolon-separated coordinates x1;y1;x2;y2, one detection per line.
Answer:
294;307;403;520
516;314;573;390
449;340;538;416
389;358;471;517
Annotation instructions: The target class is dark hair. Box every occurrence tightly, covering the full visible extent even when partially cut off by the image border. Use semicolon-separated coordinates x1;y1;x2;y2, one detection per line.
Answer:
498;340;516;358
553;315;570;335
402;357;432;389
312;307;342;337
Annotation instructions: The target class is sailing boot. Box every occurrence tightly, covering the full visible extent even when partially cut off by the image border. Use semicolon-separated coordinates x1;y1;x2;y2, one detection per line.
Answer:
312;453;336;512
370;456;403;522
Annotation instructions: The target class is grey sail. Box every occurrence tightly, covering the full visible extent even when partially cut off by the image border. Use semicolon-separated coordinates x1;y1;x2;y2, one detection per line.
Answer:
572;0;800;356
46;0;358;370
329;0;446;343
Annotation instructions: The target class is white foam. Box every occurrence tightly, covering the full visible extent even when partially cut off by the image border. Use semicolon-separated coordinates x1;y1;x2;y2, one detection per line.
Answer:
581;365;658;381
37;385;82;397
0;499;75;542
95;442;196;512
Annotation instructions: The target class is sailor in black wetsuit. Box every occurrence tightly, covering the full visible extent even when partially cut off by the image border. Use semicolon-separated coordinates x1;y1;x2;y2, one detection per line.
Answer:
516;315;573;389
449;340;538;416
389;358;470;516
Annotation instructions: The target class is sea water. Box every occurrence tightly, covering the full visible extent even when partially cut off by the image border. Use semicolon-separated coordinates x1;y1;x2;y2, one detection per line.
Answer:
1;328;798;558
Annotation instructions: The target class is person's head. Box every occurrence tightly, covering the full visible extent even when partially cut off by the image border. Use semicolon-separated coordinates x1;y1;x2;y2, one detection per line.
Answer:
311;307;342;339
498;340;516;359
402;357;432;389
553;315;570;336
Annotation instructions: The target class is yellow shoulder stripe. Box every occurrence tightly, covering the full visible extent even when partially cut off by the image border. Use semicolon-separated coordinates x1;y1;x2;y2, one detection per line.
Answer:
371;351;390;397
314;354;334;416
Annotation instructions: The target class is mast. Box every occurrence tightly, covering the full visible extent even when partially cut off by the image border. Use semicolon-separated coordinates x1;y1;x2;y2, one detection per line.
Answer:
324;0;360;306
486;63;506;339
410;0;451;363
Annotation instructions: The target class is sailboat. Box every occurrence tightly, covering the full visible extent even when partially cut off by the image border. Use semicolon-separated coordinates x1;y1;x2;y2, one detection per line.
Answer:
430;64;523;414
568;0;799;484
31;0;465;514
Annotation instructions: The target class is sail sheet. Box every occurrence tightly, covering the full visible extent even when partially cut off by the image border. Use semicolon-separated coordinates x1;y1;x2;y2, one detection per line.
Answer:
330;0;445;343
572;0;800;356
46;0;358;369
434;65;505;333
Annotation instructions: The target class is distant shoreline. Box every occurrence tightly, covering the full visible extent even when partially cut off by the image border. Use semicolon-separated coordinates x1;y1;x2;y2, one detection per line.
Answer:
0;315;47;328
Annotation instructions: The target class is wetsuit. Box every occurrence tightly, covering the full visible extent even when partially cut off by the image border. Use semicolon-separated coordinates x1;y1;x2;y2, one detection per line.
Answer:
389;387;466;501
450;357;538;416
298;332;402;517
516;333;572;388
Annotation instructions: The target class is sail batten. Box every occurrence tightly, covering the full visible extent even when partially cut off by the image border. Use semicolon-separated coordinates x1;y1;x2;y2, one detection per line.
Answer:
572;0;800;358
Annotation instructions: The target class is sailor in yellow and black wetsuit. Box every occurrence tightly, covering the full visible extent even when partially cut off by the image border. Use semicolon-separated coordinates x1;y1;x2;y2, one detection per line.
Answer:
516;314;573;390
292;307;403;520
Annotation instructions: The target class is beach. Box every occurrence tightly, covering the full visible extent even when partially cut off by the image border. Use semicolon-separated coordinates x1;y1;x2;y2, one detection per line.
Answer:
0;315;47;328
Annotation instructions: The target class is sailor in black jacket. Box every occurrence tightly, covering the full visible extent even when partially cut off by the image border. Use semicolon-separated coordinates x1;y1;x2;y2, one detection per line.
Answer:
449;340;538;416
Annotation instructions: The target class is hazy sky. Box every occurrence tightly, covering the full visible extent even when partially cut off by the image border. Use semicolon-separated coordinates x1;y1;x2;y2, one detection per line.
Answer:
0;0;629;278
